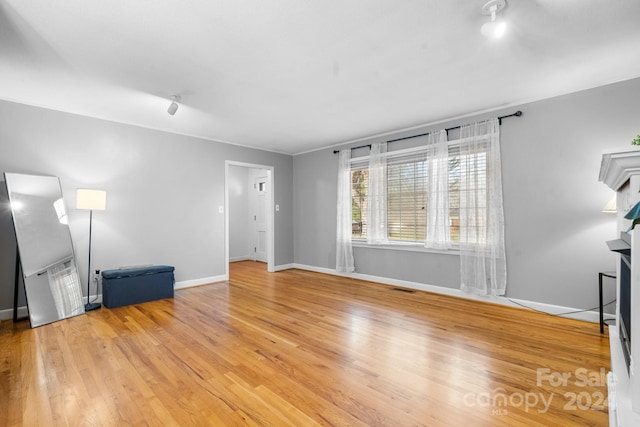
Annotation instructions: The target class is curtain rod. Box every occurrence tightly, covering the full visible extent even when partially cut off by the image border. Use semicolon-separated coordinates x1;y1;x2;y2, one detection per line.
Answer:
333;110;522;154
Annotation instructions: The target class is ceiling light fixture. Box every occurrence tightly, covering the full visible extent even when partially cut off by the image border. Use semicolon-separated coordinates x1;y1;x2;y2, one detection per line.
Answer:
167;95;180;115
481;0;507;39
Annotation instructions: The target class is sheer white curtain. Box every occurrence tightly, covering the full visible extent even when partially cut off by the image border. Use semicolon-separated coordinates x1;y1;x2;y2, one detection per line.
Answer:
459;118;506;295
425;130;450;250
47;260;84;318
336;149;355;273
367;142;388;244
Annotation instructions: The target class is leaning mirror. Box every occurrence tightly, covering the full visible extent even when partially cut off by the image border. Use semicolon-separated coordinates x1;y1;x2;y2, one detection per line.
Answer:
4;172;84;327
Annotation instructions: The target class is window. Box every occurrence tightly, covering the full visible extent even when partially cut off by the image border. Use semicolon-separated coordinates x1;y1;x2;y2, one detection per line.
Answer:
351;166;368;238
350;142;488;246
386;154;427;241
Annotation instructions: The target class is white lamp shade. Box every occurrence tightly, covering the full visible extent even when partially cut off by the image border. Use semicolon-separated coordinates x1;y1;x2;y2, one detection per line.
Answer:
76;189;107;210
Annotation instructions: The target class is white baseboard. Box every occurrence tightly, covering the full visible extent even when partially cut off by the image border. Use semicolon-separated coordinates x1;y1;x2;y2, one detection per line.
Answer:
0;306;28;321
175;275;227;290
274;263;295;272
88;294;103;304
229;256;252;262
289;263;610;324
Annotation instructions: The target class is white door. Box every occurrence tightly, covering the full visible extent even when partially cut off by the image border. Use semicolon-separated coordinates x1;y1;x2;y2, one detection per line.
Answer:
253;176;268;262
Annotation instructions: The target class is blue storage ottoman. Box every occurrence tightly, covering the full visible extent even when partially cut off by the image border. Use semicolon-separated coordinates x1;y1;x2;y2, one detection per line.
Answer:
101;265;175;308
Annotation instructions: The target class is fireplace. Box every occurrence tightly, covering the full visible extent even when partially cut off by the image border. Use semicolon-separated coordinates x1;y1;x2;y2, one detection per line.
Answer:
600;150;640;425
607;232;632;371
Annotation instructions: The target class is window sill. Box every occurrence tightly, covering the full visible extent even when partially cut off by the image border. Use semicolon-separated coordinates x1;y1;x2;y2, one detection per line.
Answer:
352;240;460;256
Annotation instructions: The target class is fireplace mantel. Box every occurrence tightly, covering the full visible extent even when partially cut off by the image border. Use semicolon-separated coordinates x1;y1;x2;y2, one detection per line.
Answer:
600;150;640;191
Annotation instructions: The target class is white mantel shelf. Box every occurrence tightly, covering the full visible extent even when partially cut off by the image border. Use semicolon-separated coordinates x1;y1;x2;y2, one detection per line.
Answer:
600;150;640;191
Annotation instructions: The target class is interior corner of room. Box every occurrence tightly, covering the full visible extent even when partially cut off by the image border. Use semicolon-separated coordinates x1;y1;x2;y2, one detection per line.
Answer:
4;72;637;340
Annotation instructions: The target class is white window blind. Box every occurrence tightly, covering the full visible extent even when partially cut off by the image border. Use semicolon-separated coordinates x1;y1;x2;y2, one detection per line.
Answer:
386;151;427;242
350;137;490;246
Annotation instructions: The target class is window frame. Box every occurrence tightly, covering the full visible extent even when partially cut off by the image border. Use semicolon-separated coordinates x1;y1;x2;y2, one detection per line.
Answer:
349;136;490;253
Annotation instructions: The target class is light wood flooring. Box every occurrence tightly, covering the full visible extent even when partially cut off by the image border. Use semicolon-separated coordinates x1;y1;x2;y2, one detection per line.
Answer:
1;261;610;426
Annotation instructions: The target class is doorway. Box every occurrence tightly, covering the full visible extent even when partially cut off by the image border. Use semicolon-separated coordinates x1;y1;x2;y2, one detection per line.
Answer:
225;161;274;278
253;175;268;262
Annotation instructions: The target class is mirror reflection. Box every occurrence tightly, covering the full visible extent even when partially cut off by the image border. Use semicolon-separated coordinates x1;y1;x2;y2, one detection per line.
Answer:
4;172;84;327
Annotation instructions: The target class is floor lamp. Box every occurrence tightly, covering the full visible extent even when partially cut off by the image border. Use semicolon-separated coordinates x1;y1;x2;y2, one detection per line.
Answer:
76;189;107;312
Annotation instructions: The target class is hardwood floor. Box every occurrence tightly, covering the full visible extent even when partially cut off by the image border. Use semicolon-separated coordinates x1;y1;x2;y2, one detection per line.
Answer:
1;261;610;426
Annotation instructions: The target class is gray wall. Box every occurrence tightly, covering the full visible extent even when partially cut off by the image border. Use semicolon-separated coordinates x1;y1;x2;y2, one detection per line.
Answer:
293;77;640;310
0;100;294;311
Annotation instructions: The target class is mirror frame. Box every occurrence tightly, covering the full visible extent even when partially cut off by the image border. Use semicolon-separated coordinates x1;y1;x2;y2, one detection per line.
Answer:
4;172;85;327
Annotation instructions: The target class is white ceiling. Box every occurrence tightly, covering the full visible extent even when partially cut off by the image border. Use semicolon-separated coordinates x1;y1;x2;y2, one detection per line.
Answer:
1;0;640;155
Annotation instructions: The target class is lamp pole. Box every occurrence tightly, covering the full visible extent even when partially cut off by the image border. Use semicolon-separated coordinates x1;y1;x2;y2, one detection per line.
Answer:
85;209;100;311
76;188;106;312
